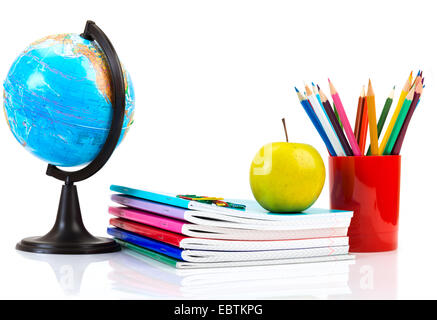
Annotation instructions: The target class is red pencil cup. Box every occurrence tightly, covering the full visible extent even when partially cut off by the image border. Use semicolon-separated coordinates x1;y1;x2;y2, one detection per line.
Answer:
329;155;401;252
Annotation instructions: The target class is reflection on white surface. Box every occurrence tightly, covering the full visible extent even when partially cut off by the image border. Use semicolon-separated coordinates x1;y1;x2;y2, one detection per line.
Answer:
17;251;114;295
16;248;398;299
107;250;354;299
339;251;398;299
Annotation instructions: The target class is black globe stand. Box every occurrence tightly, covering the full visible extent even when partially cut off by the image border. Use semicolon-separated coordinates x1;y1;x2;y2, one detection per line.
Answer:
16;21;126;254
16;183;119;254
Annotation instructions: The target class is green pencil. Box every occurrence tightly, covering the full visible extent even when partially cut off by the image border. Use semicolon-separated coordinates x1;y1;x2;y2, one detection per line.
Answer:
383;86;415;155
366;86;395;155
333;102;343;129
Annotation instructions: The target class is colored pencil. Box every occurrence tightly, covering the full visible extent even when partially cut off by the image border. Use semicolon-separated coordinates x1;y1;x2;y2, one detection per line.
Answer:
382;85;416;155
410;76;420;91
366;86;395;155
358;96;368;154
410;70;420;90
328;79;361;156
321;82;343;130
377;86;395;135
354;86;365;140
333;103;343;129
391;80;423;155
378;73;412;154
313;83;334;130
305;84;345;156
366;79;379;155
313;83;323;108
294;87;337;156
319;88;353;156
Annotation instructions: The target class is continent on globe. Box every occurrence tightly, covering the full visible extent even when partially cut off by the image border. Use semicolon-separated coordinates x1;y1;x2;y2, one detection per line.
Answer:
3;33;135;167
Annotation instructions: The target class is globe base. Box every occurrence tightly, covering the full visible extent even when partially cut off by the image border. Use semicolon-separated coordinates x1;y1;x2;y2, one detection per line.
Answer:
16;236;120;254
16;182;121;255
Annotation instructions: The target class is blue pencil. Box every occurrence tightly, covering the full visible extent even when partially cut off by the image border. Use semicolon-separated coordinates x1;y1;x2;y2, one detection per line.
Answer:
295;87;337;156
312;82;336;132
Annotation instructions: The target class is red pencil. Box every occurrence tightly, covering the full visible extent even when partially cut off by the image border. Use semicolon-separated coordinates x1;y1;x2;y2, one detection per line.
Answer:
358;96;368;154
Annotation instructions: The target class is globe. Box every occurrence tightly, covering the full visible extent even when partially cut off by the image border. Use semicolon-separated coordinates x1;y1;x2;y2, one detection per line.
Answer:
3;33;135;167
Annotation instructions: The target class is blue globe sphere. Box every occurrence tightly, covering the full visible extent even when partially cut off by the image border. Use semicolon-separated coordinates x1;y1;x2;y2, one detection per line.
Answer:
3;33;135;167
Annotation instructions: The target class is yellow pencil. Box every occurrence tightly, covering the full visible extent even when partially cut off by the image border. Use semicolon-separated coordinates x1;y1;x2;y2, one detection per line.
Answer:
366;80;378;155
378;73;412;154
410;71;420;90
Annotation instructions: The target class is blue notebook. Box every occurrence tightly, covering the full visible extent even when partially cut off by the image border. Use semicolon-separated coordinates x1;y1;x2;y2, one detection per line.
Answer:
108;227;183;260
110;185;190;209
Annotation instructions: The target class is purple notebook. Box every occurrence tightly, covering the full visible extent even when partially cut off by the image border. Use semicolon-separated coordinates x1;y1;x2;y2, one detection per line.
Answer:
111;194;187;220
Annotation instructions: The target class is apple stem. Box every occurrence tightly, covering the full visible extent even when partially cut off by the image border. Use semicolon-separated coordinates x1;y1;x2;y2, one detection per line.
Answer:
282;118;289;142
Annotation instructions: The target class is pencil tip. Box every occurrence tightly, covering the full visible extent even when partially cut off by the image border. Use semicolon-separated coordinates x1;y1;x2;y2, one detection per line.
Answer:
367;80;374;96
304;84;313;96
328;78;331;83
389;87;395;99
294;87;299;93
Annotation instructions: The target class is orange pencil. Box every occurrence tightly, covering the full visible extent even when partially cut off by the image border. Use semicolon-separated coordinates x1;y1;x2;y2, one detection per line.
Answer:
354;86;366;140
366;79;379;155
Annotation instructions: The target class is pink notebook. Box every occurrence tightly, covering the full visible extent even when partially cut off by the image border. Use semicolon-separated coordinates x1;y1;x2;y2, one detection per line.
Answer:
108;206;349;241
109;206;184;233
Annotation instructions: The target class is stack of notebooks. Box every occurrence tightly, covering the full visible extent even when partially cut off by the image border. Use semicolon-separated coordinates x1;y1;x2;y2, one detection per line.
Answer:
107;185;355;269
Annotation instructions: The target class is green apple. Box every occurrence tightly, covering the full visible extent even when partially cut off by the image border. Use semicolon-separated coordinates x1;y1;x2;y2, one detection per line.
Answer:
249;142;325;212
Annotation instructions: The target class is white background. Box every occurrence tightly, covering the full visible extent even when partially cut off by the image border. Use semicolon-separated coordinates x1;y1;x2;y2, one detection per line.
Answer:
0;0;436;299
